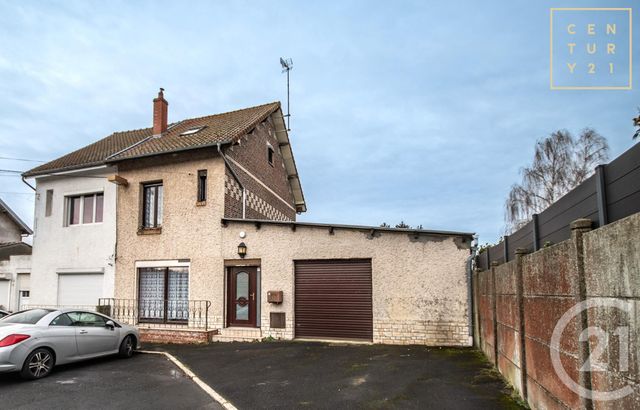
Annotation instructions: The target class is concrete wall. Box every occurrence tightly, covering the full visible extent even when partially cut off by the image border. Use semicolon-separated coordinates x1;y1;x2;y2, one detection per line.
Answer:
221;221;472;346
0;211;23;243
29;167;117;306
474;212;640;410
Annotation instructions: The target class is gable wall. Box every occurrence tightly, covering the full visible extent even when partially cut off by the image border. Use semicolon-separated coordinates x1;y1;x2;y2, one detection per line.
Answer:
0;211;23;243
224;116;296;221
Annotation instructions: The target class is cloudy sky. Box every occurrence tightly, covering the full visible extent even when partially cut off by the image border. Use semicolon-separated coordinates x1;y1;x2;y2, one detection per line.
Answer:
0;0;638;244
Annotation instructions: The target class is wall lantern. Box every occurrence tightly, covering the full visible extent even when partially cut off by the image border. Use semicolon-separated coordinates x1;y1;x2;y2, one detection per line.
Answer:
237;242;247;259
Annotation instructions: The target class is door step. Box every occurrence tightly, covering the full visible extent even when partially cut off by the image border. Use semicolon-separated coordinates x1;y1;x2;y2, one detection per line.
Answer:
213;327;262;342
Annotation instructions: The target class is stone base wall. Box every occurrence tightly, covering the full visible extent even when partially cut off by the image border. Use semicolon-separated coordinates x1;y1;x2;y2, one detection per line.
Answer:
140;328;218;344
373;319;470;346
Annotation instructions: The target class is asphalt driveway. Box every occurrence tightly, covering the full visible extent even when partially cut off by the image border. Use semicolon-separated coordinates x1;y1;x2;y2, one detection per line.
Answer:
0;353;222;410
153;341;526;409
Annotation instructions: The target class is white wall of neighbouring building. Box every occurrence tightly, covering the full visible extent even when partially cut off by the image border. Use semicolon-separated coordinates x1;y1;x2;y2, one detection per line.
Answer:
0;254;31;311
28;167;117;307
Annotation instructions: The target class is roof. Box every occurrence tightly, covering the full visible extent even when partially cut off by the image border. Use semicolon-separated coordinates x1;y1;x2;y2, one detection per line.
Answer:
107;101;280;161
22;101;281;176
22;101;306;212
0;198;32;235
0;241;32;260
221;218;475;238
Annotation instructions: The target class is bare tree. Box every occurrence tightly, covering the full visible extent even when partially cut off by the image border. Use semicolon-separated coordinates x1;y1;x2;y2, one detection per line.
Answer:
633;109;640;140
505;129;609;233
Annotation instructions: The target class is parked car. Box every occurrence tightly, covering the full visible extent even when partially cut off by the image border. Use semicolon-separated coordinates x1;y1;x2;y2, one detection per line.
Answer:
0;310;9;319
0;308;140;380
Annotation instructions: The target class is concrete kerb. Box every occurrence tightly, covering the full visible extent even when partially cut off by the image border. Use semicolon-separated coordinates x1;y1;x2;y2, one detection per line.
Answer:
140;350;237;410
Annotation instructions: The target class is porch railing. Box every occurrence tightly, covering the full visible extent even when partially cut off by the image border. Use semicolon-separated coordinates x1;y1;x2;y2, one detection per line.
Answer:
98;298;211;330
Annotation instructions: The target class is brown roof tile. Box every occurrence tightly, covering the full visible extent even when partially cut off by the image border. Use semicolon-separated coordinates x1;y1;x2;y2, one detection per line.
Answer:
23;101;281;177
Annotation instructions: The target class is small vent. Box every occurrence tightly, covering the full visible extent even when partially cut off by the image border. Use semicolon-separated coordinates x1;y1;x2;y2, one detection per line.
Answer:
270;312;286;329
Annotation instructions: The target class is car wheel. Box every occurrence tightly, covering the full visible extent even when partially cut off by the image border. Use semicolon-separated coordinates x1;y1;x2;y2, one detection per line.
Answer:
118;335;135;358
21;348;54;380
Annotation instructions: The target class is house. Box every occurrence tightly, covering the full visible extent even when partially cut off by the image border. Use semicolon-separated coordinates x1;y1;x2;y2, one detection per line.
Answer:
24;90;474;346
0;197;33;311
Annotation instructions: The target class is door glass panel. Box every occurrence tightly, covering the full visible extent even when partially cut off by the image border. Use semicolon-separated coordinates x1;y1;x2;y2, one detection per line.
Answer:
167;267;189;320
139;268;165;319
236;271;249;320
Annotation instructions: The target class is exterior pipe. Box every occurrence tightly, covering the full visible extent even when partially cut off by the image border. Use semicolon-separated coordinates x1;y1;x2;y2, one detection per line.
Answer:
217;143;246;219
466;236;478;343
21;176;35;191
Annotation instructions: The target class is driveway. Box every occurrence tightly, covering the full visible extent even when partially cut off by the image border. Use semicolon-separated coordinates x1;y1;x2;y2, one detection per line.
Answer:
0;353;222;410
153;341;526;409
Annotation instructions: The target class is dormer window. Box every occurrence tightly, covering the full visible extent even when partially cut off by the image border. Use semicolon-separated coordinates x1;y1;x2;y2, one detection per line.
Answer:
180;126;205;136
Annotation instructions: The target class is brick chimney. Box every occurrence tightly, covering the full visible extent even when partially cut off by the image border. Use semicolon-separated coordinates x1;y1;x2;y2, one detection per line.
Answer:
153;88;168;135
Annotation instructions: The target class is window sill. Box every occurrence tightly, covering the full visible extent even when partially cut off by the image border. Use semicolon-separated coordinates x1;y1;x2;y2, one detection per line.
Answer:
196;200;206;207
138;227;162;235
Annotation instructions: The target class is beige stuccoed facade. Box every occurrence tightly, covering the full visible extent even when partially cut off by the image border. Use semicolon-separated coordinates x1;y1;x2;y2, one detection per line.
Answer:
114;149;227;319
220;221;472;346
113;146;472;346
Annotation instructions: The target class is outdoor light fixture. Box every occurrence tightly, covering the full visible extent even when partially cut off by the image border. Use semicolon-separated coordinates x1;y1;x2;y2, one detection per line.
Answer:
237;242;247;259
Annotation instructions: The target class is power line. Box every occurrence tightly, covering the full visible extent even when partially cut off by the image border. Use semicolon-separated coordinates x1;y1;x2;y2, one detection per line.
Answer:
0;169;24;173
0;156;45;163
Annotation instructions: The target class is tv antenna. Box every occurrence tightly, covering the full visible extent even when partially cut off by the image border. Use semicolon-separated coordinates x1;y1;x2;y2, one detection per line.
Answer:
280;57;293;131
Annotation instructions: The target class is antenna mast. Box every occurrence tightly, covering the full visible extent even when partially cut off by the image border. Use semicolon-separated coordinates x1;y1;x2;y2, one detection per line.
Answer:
280;57;293;131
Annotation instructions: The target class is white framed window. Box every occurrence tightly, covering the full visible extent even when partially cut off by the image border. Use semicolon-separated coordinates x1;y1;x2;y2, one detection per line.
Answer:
66;193;104;226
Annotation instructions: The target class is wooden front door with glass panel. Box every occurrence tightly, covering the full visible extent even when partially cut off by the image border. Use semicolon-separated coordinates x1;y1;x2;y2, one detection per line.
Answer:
227;267;257;327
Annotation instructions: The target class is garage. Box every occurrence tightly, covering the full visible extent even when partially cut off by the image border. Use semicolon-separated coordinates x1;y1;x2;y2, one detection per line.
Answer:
0;279;9;310
294;259;373;341
57;273;103;307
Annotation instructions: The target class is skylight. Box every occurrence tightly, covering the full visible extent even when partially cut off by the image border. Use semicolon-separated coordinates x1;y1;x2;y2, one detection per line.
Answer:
180;126;205;136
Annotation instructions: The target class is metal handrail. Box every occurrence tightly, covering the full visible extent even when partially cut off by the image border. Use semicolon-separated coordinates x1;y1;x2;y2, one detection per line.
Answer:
98;298;211;330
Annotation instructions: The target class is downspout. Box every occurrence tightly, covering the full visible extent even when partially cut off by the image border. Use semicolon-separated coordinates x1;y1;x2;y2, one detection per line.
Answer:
217;143;246;219
466;235;479;345
21;176;35;191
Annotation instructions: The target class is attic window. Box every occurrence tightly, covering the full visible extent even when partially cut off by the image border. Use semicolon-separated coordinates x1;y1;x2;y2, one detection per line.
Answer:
180;126;205;136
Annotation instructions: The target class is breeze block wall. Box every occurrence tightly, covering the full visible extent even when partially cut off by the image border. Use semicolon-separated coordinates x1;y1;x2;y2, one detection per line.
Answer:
474;212;640;410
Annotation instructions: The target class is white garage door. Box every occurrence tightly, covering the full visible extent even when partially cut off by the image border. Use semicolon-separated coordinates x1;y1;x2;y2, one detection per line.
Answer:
0;280;9;310
57;274;103;307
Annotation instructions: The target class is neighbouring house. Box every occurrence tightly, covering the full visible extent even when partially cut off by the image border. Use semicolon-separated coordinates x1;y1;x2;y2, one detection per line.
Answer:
24;90;474;346
0;197;33;311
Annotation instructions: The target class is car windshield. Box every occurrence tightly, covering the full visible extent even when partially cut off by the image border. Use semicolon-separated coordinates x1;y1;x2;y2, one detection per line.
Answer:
1;309;54;324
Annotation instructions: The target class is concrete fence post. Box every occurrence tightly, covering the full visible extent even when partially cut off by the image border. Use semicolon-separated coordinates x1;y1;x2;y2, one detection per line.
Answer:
515;247;529;400
491;261;499;367
571;218;593;410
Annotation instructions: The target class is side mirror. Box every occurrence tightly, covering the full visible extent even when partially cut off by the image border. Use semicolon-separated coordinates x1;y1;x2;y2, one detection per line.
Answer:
105;320;115;330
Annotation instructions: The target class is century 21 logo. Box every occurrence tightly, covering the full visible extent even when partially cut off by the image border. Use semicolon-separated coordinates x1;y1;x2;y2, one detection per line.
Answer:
550;8;632;90
565;22;617;76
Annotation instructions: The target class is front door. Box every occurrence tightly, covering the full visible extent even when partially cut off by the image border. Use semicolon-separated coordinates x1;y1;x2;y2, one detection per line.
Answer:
227;267;257;327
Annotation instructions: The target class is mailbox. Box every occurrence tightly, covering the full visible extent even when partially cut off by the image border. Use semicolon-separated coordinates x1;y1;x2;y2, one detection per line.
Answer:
267;290;283;304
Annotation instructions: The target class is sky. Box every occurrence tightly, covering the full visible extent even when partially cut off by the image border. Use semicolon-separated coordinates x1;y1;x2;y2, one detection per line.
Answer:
0;0;638;245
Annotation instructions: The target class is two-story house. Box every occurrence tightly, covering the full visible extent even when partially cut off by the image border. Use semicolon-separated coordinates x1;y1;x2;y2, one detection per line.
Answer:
0;198;33;310
25;90;474;346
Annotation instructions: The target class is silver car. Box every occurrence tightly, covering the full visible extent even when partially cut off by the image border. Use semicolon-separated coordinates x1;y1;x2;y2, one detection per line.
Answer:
0;310;9;319
0;308;140;380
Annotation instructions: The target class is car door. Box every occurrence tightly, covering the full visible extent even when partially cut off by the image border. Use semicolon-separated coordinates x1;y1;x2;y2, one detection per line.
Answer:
68;312;119;357
46;313;79;363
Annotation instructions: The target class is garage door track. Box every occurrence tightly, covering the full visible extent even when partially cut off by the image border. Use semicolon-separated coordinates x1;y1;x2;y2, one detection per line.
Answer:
151;341;525;409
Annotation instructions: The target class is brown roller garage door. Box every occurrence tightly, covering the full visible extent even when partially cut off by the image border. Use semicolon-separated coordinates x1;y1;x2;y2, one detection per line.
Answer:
295;259;373;341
